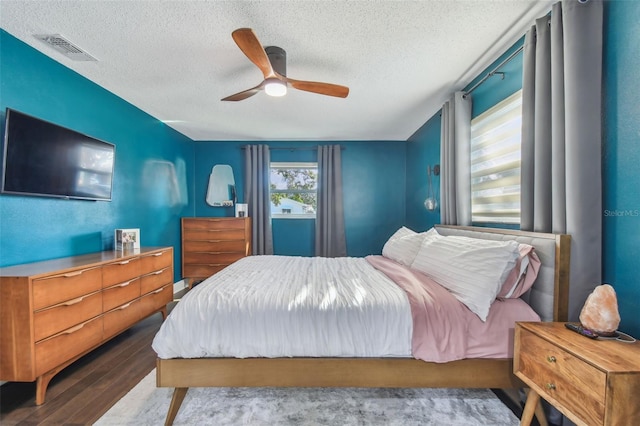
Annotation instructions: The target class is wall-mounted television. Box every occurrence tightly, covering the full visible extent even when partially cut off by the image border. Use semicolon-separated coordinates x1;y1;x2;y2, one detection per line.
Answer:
1;108;115;201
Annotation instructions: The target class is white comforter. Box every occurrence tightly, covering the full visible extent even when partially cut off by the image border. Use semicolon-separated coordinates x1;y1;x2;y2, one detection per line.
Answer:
152;255;413;359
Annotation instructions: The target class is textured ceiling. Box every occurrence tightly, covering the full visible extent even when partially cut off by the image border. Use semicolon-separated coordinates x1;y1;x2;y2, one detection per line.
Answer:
0;0;551;141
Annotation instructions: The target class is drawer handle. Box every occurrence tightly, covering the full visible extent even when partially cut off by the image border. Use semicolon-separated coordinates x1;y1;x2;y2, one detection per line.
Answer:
118;302;132;310
547;356;556;363
63;270;84;278
117;279;135;288
152;287;165;294
63;322;86;334
150;252;164;257
546;383;556;390
62;295;86;306
152;269;166;275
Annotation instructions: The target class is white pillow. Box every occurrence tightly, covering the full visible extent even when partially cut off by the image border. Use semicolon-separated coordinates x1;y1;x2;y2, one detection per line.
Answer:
410;233;520;321
382;227;435;267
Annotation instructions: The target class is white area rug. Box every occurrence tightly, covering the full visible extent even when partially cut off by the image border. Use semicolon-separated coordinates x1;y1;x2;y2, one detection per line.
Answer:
95;369;519;425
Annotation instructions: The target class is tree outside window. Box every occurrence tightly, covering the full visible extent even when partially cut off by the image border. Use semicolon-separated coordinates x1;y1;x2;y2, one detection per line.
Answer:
270;162;317;218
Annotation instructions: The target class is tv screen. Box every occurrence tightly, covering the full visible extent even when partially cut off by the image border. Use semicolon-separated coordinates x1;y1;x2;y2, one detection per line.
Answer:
1;108;115;201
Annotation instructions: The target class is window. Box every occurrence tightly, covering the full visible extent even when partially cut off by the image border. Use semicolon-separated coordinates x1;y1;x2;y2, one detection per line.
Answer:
470;90;522;224
270;162;317;219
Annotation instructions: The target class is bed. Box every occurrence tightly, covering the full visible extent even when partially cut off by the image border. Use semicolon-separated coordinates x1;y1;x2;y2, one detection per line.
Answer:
154;225;570;426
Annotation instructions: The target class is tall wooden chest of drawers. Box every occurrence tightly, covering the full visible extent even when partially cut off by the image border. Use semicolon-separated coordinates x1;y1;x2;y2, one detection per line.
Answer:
515;321;640;426
181;217;251;285
0;247;174;405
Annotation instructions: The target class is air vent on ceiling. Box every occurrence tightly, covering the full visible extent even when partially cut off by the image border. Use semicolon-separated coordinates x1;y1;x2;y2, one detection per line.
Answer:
33;34;98;61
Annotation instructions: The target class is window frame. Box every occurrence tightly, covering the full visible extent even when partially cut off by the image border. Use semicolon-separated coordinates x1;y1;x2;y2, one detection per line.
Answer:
269;161;318;219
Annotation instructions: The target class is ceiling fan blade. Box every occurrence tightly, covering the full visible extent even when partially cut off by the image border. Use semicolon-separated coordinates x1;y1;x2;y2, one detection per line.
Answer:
285;77;349;98
232;28;275;79
221;83;264;101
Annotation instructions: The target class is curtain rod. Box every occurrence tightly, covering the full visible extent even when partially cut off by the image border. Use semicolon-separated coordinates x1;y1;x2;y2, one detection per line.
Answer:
241;145;345;151
464;45;524;97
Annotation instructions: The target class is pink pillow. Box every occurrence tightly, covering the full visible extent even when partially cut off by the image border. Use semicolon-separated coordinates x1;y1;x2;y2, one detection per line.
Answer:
497;244;541;298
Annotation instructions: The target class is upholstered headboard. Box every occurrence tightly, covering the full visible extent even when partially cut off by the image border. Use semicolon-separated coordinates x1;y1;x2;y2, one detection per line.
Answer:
435;225;571;322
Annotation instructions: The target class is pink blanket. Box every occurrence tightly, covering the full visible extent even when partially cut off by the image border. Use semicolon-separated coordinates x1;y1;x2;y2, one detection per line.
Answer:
366;255;540;362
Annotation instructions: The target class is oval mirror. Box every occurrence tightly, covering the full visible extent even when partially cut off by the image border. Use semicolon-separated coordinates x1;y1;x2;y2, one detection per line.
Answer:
206;164;236;207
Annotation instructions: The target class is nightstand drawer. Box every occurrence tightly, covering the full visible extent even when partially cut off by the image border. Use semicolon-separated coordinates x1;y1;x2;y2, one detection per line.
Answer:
517;328;606;425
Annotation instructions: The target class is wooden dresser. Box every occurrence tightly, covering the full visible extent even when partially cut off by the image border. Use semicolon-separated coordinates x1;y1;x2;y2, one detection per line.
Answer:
515;321;640;426
181;217;251;286
0;247;173;405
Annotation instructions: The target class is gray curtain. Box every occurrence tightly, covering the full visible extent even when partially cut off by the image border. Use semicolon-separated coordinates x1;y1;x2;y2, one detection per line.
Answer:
244;144;273;255
440;91;472;225
521;0;603;320
315;145;346;257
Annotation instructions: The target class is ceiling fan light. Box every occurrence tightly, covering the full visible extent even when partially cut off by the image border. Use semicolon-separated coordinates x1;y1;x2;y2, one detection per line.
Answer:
265;79;287;97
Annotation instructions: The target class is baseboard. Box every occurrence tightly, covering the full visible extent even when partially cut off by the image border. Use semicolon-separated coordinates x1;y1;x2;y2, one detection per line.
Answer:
173;279;187;295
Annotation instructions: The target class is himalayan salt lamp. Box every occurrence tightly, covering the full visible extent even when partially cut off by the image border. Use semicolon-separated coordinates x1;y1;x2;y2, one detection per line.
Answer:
579;284;621;336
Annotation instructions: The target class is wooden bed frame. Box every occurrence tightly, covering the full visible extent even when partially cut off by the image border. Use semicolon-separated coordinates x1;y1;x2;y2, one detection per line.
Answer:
157;225;571;426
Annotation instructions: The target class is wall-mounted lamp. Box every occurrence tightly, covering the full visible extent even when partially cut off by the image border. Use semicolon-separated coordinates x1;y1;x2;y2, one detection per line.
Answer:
424;165;440;212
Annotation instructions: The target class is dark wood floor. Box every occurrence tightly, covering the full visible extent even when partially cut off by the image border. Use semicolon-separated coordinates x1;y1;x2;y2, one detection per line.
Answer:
1;294;533;425
0;307;169;425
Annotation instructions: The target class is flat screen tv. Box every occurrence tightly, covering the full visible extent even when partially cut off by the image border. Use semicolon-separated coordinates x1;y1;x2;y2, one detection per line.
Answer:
1;108;115;201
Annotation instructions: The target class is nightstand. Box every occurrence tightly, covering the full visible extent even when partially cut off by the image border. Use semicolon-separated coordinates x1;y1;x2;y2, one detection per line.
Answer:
514;322;640;426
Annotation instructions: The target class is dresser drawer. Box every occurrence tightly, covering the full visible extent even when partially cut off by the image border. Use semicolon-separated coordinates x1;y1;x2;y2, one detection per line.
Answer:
183;251;246;265
183;264;228;279
102;257;140;288
183;239;247;253
183;228;247;242
139;249;172;275
103;299;141;339
183;218;246;231
103;277;141;312
517;328;606;424
140;266;172;294
35;316;103;376
33;291;102;342
32;267;102;311
139;283;172;316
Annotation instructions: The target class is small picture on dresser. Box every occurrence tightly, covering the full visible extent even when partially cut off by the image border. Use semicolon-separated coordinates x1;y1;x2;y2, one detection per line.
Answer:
115;228;140;251
236;203;248;218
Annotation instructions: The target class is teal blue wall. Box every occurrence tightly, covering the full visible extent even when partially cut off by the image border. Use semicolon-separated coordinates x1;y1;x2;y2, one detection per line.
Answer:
406;113;440;232
194;141;406;256
602;0;640;337
0;31;195;280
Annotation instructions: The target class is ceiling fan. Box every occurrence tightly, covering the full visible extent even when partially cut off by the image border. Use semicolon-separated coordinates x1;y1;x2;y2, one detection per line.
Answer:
221;28;349;101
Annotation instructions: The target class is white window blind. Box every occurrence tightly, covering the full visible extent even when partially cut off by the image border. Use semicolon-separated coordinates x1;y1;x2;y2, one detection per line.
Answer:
470;90;522;224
